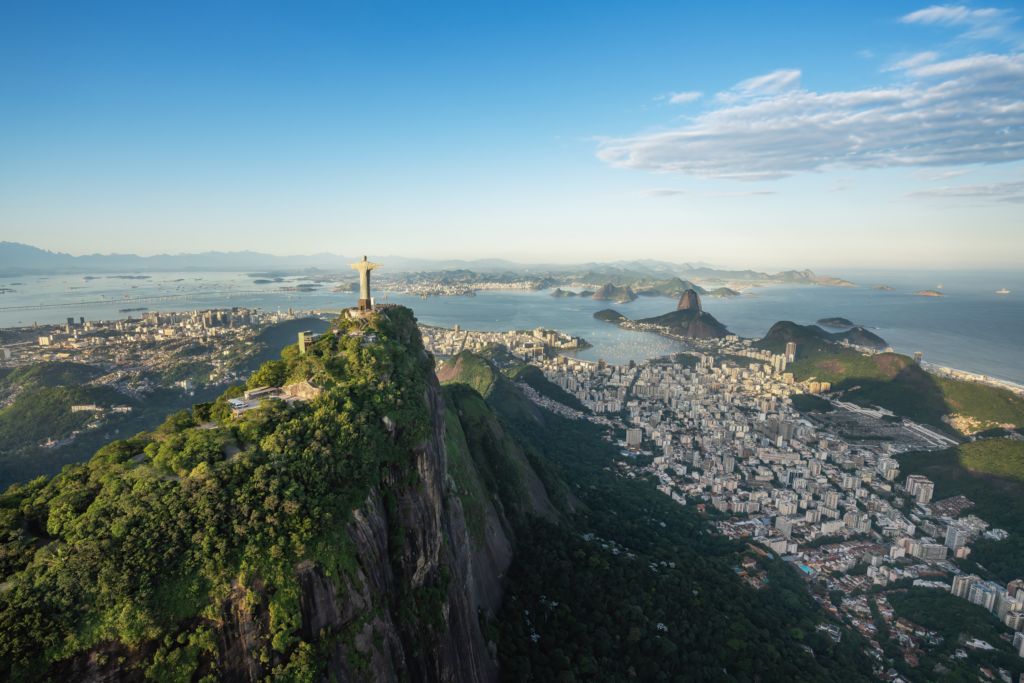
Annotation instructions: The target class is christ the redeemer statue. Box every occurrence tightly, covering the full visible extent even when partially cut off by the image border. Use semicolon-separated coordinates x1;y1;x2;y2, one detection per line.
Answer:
349;255;382;311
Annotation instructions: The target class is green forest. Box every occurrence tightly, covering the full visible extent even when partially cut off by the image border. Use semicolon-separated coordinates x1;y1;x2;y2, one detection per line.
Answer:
504;365;588;412
897;439;1024;583
886;588;1023;681
0;362;104;391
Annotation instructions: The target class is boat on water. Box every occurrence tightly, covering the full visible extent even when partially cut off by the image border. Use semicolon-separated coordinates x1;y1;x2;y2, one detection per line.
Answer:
937;284;943;289
997;288;1010;294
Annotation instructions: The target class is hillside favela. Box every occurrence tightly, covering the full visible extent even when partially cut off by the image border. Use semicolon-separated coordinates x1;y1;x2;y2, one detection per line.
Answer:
1;3;1023;683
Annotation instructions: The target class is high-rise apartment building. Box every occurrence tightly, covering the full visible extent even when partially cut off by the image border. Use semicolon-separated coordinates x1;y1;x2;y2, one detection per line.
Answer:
945;524;969;551
916;481;934;504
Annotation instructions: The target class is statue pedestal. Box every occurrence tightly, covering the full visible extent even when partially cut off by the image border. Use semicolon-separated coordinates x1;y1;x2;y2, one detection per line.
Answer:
357;298;372;311
345;307;374;320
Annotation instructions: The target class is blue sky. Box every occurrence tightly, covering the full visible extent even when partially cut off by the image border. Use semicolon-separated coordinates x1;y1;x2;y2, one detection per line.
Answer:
1;1;1022;270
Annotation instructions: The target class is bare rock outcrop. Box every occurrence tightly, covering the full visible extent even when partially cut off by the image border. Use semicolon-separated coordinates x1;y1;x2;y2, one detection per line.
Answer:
676;289;702;311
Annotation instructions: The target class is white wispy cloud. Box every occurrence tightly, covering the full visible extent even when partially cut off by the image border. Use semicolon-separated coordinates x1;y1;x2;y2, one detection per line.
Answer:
702;191;780;197
717;69;801;102
903;179;1024;202
900;4;1018;39
908;169;971;180
825;186;853;192
636;189;689;197
886;51;940;71
668;91;702;104
596;53;1024;181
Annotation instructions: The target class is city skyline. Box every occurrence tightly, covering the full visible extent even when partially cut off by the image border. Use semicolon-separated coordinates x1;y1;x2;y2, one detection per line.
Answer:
1;1;1023;268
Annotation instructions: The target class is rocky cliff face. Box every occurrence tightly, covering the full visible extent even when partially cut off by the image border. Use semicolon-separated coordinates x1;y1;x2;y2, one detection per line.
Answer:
257;373;506;683
298;373;500;683
53;372;510;683
676;289;702;311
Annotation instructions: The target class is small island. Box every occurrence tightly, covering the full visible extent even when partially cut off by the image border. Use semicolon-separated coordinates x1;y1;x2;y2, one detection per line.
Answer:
550;288;578;297
707;287;739;298
591;283;637;303
816;317;855;328
872;285;894;290
593;309;628;323
914;290;945;297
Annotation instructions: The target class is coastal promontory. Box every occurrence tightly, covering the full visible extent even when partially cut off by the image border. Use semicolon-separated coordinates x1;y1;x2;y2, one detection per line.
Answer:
816;317;855;327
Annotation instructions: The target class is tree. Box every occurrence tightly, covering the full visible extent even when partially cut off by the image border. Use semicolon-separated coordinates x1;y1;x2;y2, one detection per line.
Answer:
246;360;287;389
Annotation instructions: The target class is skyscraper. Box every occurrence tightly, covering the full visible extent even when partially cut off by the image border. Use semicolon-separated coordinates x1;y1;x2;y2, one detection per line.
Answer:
785;342;797;362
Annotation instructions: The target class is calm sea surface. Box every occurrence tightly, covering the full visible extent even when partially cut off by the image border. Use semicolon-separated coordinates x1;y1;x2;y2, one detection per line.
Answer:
1;269;1021;385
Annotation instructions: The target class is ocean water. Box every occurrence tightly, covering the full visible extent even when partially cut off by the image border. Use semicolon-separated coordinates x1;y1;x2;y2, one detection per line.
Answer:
1;270;1021;385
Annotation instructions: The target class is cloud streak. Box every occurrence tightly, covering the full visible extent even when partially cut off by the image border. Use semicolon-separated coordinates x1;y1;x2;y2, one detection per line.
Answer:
903;179;1024;202
668;91;702;104
598;53;1024;181
900;4;1018;39
636;189;689;197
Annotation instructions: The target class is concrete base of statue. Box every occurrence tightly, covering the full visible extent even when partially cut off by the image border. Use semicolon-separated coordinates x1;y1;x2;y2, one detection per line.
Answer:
344;307;375;320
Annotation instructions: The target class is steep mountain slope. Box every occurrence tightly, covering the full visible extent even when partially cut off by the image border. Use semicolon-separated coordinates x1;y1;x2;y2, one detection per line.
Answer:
0;307;548;683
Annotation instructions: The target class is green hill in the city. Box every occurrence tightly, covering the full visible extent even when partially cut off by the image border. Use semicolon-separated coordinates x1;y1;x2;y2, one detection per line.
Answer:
504;364;587;412
898;439;1024;583
759;322;1024;434
0;361;103;391
757;320;887;350
0;386;140;456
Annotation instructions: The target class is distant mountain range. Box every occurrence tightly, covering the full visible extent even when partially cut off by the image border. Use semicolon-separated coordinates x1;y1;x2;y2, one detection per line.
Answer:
0;241;853;286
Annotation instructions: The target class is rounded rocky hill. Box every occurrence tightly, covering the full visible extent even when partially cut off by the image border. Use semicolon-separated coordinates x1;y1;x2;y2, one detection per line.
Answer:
677;289;702;311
